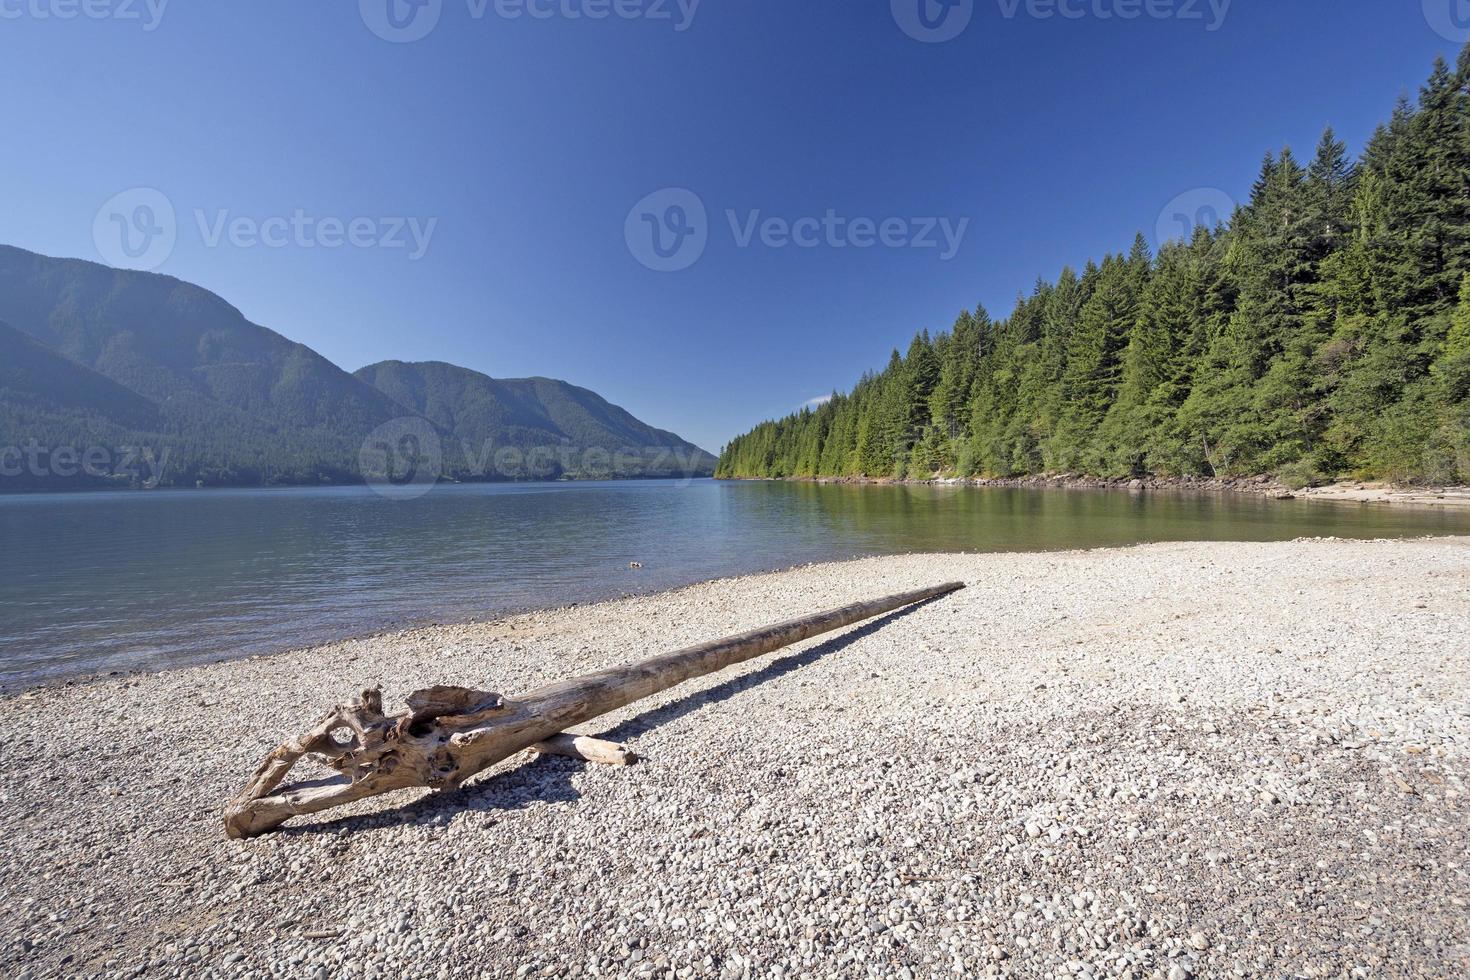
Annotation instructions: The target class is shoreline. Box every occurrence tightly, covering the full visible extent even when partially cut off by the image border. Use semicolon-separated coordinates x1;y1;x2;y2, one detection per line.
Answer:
2;538;1467;978
0;473;719;498
722;473;1470;508
7;475;1470;696
0;552;900;697
9;502;1470;695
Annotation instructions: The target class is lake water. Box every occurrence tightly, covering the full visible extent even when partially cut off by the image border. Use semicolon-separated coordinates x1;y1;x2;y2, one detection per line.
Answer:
3;479;1468;686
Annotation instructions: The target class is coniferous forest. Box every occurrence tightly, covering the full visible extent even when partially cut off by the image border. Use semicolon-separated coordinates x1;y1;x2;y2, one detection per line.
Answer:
717;50;1470;487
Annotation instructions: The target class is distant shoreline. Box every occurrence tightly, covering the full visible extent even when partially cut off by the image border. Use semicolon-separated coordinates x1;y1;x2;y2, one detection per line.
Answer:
0;472;717;497
717;473;1470;508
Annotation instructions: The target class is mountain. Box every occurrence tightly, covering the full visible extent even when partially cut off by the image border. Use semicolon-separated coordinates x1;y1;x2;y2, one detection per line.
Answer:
0;318;172;489
0;245;405;435
354;360;715;479
718;48;1470;488
0;318;161;432
0;246;713;490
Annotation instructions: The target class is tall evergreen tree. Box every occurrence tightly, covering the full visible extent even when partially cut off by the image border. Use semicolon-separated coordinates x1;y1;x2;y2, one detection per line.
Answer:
717;46;1470;487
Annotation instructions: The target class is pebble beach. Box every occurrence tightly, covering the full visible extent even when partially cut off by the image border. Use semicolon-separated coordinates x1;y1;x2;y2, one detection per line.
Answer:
2;537;1468;979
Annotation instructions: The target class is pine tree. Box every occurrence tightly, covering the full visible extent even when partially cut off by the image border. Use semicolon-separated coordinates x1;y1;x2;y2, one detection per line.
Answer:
1436;275;1470;404
927;308;984;468
715;45;1470;487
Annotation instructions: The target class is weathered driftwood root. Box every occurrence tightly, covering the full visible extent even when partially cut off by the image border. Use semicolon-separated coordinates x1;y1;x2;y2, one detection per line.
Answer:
224;581;964;838
532;734;636;766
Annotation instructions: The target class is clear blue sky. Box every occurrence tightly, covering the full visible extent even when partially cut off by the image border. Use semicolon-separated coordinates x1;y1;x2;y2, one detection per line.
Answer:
1;1;1463;454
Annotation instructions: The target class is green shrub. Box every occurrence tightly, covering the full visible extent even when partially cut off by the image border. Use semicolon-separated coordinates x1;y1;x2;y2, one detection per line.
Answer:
1275;459;1326;491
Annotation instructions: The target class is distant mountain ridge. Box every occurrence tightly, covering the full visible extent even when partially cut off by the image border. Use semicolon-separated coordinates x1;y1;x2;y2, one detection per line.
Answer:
0;245;714;490
354;360;713;481
356;360;701;454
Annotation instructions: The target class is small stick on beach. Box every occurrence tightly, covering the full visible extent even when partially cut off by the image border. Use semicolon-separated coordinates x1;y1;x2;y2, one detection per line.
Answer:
531;733;636;766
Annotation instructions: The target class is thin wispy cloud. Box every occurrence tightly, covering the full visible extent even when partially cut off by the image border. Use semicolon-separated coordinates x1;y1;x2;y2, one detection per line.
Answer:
801;394;834;410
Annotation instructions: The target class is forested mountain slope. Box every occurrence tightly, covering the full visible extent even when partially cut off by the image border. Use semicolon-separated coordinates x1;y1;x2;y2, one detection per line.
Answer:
0;319;162;433
0;248;713;489
0;245;406;436
355;361;716;477
718;48;1470;487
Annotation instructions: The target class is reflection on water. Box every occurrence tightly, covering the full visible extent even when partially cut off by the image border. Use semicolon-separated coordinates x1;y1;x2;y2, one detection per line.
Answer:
2;479;1466;684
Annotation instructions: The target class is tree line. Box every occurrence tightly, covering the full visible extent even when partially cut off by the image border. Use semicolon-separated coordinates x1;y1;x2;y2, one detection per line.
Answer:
718;48;1470;487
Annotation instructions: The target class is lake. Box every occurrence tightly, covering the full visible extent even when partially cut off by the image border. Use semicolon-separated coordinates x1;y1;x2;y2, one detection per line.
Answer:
3;478;1468;686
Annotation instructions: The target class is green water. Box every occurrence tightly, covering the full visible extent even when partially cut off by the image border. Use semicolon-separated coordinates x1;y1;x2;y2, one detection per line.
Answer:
1;479;1466;685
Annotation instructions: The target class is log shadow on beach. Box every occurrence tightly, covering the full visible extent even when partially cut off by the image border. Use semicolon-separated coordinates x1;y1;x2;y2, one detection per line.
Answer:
600;597;946;744
269;598;943;838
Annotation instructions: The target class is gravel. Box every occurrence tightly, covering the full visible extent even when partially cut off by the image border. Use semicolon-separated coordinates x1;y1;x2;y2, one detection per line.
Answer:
1;537;1467;979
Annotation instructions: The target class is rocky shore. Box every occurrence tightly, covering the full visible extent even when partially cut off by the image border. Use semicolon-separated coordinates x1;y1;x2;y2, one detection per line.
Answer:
780;473;1470;507
2;538;1467;979
925;473;1297;499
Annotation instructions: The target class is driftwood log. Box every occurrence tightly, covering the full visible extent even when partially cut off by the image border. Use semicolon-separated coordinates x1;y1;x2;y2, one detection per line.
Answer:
224;581;964;838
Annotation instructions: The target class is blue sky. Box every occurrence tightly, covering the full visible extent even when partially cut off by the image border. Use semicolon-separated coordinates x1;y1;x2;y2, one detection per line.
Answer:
2;1;1465;453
